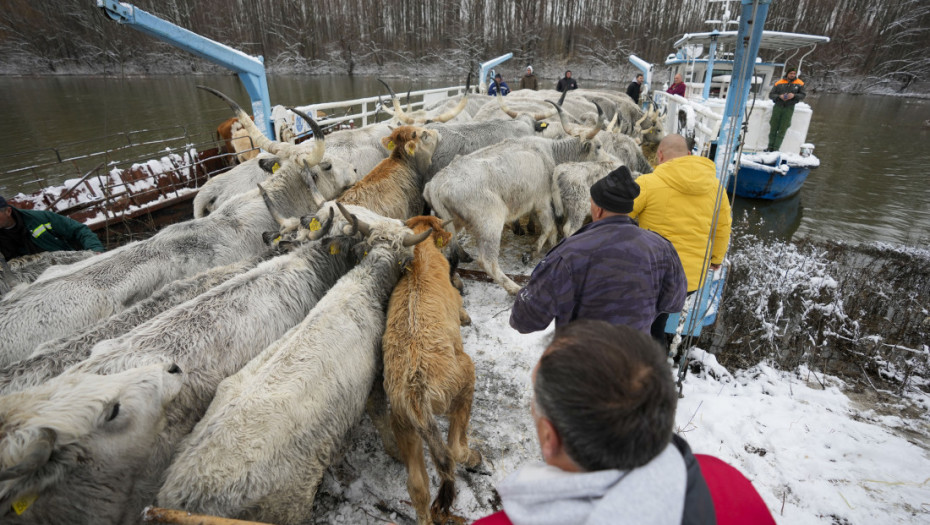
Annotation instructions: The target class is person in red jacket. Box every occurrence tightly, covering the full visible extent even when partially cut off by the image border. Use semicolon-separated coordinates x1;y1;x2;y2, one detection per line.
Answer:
474;320;774;525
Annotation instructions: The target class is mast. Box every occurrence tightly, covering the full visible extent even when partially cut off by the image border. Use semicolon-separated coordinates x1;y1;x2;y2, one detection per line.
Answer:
712;0;772;184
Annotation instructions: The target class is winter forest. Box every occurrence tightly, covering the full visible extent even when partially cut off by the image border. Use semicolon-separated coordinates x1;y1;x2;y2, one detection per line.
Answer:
1;0;929;93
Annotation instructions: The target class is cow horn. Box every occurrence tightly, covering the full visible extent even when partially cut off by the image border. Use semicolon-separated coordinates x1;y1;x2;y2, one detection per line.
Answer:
403;228;433;247
258;183;288;227
583;102;606;140
335;202;370;237
300;160;327;208
379;79;415;124
430;72;471;123
198;86;281;154
557;89;567;106
288;107;326;166
262;230;281;246
496;91;519;119
0;428;56;482
301;207;335;241
547;100;576;137
606;110;620;133
441;219;453;229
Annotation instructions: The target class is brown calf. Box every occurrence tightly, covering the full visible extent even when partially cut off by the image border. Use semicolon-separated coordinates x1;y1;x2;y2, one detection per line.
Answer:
337;126;439;220
382;215;478;525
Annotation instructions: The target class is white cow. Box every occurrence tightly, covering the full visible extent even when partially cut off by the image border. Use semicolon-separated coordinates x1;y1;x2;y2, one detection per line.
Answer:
0;256;262;396
425;103;611;294
158;204;430;524
0;362;183;525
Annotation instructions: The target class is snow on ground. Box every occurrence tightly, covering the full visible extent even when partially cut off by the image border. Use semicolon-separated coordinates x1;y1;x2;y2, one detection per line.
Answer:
309;227;930;524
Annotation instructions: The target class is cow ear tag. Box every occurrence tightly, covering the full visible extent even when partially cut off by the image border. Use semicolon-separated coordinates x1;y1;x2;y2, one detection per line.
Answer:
435;236;444;248
307;218;321;232
330;244;340;255
386;140;395;150
13;493;39;515
272;162;280;173
406;143;416;155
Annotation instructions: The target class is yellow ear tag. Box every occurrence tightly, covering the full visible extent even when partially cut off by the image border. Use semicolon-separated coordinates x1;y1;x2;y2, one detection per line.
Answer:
271;162;280;173
13;493;38;515
406;143;416;155
386;140;395;150
330;244;340;255
307;218;321;232
363;251;368;257
435;237;444;248
273;235;281;243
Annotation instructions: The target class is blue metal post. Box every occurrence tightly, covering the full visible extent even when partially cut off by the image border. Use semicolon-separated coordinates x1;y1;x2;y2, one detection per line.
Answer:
96;0;274;138
701;33;720;100
713;0;771;185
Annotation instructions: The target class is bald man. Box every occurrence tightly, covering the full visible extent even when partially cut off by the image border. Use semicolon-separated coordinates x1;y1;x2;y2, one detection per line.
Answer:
629;135;731;343
667;73;686;97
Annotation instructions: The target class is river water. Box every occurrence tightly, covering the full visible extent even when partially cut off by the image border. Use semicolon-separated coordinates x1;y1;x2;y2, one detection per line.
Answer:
0;75;928;247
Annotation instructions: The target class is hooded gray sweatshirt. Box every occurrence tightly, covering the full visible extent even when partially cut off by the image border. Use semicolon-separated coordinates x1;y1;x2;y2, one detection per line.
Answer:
496;442;687;525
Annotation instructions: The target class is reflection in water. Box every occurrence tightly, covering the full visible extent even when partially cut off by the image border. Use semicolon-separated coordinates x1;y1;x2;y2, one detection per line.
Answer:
731;192;803;242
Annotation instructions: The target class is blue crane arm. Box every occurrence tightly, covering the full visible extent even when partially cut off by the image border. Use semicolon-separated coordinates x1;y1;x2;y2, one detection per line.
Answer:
96;0;274;138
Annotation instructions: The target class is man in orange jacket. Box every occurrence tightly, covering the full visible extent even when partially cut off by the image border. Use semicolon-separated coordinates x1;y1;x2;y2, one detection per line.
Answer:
766;67;806;151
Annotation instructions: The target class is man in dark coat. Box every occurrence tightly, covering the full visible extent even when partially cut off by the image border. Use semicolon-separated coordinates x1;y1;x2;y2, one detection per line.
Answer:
626;73;644;104
510;166;686;335
555;70;578;92
0;195;105;260
766;67;807;151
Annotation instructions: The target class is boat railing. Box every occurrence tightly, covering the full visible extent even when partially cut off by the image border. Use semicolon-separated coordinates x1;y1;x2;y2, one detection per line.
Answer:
652;91;723;154
5;128;235;243
288;85;469;134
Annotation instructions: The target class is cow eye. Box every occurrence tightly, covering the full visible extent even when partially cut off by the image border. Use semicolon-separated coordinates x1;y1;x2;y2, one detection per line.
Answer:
106;403;121;422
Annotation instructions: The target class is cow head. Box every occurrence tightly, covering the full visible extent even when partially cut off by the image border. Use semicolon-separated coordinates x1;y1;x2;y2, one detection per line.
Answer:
0;363;183;519
405;215;452;251
382;126;441;175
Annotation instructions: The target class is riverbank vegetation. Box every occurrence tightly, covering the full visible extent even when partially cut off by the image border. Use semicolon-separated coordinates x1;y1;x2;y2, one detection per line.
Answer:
2;0;928;95
706;217;930;409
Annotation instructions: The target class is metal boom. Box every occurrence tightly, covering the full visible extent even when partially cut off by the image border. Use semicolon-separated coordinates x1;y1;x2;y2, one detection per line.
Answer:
96;0;274;138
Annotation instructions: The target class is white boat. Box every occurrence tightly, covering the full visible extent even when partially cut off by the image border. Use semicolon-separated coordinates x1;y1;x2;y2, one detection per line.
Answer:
632;2;829;200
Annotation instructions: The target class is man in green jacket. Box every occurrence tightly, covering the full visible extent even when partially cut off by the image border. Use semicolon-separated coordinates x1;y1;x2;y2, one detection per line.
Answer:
766;67;807;152
0;195;105;260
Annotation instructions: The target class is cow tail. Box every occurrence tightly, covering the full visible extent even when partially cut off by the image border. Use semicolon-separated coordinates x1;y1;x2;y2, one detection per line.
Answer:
423;413;457;521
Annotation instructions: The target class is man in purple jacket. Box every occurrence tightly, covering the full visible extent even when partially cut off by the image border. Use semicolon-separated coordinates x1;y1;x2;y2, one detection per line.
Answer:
510;166;687;336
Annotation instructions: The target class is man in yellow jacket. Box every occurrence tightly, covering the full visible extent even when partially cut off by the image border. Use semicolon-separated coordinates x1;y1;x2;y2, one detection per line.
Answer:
630;134;731;343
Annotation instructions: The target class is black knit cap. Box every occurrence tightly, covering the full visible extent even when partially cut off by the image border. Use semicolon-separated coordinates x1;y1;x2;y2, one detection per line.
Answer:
590;166;640;214
0;195;8;208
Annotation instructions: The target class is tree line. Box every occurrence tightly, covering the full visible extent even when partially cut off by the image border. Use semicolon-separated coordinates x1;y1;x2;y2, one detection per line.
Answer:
1;0;927;91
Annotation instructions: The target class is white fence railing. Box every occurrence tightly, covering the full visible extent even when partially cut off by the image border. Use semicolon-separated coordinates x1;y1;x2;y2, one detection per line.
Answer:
281;85;469;137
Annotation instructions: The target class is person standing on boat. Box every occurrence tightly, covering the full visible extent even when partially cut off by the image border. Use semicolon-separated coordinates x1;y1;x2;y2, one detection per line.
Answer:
509;167;686;336
488;73;511;96
629;134;731;344
626;73;644;105
520;66;538;90
766;67;806;152
667;73;686;97
0;195;105;261
555;70;578;92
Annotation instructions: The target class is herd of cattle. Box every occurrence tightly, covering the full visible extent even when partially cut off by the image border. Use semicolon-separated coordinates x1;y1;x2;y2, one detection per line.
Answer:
0;77;664;525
